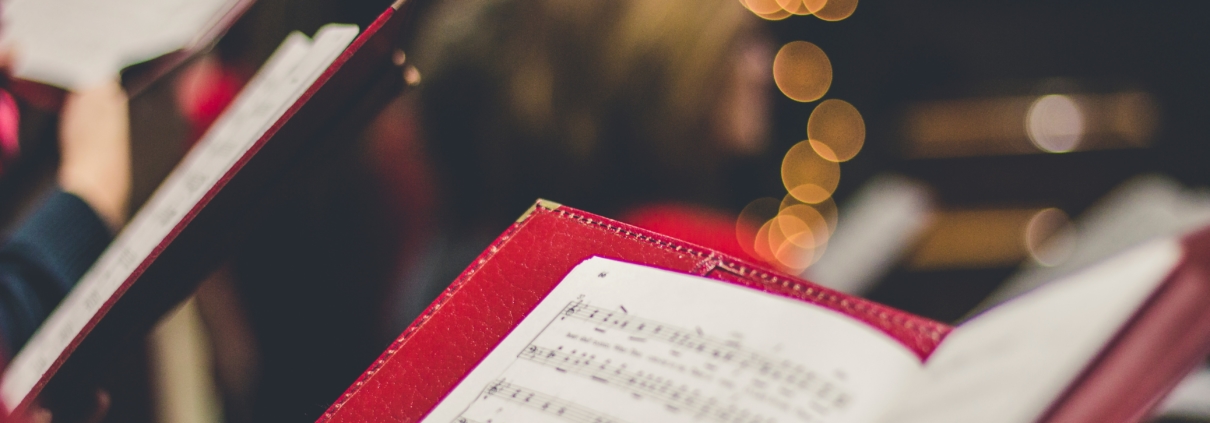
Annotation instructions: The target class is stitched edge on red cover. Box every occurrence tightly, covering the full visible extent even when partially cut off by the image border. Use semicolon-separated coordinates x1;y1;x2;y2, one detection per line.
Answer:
545;206;950;352
318;201;950;420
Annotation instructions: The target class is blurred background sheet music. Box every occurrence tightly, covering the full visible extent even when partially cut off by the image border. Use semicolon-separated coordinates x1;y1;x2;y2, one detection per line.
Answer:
0;23;359;412
0;0;249;89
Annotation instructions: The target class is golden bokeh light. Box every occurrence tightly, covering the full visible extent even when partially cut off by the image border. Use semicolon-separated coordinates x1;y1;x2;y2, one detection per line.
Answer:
739;197;834;272
813;0;857;21
776;226;828;273
802;0;827;13
773;41;832;103
781;204;829;247
766;217;791;255
753;219;776;263
737;197;781;260
767;217;814;272
788;184;830;204
782;194;837;233
776;0;812;15
782;140;840;204
746;202;838;273
736;0;859;270
755;7;793;21
773;212;812;247
740;0;784;14
807;99;865;162
775;238;815;271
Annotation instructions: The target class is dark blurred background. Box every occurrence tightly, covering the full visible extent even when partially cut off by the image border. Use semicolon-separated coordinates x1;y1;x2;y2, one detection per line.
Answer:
5;0;1210;421
750;1;1210;321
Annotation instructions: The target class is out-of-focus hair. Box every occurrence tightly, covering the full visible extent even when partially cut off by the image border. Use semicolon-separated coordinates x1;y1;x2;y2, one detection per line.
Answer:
414;0;759;229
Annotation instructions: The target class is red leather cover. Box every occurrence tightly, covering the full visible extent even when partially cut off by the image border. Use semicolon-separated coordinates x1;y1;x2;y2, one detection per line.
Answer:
317;201;951;423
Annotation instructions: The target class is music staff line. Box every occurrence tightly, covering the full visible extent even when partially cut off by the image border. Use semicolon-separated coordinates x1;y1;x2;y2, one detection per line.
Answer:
559;302;851;410
456;380;626;423
519;344;775;423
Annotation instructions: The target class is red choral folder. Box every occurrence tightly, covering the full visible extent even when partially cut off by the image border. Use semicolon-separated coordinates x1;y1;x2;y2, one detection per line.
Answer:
0;0;415;415
319;201;1210;423
317;200;952;423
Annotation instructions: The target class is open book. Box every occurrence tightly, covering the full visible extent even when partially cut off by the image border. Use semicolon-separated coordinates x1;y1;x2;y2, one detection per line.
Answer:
0;0;413;415
320;201;1210;423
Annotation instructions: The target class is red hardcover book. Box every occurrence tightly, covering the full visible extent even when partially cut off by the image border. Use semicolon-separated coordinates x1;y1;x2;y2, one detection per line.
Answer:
319;201;1210;423
0;0;415;416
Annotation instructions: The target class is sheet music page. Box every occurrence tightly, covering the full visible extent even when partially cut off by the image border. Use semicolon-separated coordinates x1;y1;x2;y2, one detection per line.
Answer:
879;239;1181;423
0;24;359;410
0;0;241;89
422;257;923;423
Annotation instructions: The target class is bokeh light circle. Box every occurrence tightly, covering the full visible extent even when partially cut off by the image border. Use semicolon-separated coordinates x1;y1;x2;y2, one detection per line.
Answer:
774;238;815;271
773;41;832;103
802;0;828;13
1026;94;1084;153
782;194;837;233
814;0;857;21
755;8;793;20
781;140;840;204
807;99;865;162
737;198;781;260
1025;208;1076;266
753;219;776;263
780;204;829;247
776;0;811;15
741;0;784;14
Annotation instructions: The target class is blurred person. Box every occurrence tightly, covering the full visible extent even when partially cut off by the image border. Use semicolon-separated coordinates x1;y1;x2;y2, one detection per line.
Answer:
1;79;129;350
0;74;128;422
394;0;772;326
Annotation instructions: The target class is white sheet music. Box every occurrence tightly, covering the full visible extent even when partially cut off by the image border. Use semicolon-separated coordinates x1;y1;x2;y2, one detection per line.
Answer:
879;239;1181;423
0;0;244;89
0;24;359;411
422;258;923;423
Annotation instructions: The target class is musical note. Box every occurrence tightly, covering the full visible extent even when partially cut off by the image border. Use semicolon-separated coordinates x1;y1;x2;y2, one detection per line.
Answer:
418;259;916;423
518;345;778;423
555;302;851;411
457;380;627;423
